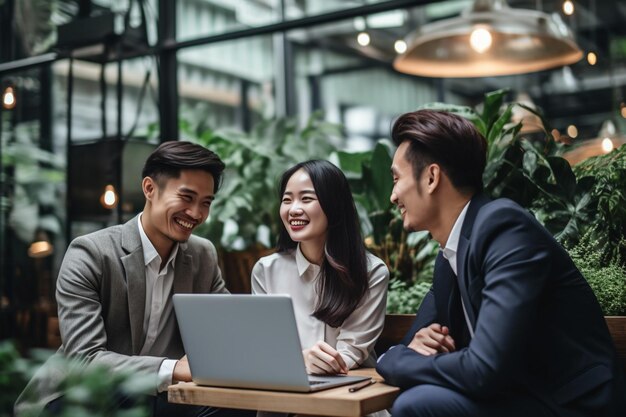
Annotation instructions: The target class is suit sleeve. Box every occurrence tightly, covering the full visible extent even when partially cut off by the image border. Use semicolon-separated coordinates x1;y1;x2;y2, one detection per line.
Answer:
377;205;552;399
56;237;163;392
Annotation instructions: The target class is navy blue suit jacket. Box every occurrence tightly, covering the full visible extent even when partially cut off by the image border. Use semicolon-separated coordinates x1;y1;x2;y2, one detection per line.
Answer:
377;195;626;416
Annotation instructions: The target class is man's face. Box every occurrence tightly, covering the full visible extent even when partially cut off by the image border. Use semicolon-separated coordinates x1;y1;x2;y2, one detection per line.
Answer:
143;169;215;247
390;141;431;232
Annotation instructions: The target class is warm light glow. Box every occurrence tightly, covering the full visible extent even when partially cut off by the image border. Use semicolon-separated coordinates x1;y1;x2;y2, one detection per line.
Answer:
469;27;492;54
563;0;574;16
357;32;370;46
567;125;578;138
28;241;54;258
622;107;626;119
2;86;16;110
587;52;597;65
602;138;614;153
394;39;407;54
100;184;118;209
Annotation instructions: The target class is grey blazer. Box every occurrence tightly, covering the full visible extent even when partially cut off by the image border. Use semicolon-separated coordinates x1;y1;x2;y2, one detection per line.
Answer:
15;215;228;416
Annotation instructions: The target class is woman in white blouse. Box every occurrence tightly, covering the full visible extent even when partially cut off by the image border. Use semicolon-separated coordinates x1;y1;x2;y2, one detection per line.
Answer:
251;160;389;374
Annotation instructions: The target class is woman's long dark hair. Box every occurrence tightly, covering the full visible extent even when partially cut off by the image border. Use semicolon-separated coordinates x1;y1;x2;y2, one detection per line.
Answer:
277;160;369;328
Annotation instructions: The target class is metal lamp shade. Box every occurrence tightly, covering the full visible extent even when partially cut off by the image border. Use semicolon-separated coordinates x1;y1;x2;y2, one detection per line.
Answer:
394;0;583;78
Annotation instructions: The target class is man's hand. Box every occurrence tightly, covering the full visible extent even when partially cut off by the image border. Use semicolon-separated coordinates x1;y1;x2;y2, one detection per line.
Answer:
172;355;192;383
303;341;349;375
407;323;456;356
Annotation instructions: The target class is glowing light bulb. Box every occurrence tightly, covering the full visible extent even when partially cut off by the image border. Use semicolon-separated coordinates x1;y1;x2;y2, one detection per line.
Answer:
621;107;626;119
567;125;578;138
587;52;597;66
602;138;614;153
357;32;370;46
100;184;118;209
394;39;407;54
563;1;574;16
469;27;492;54
2;86;16;110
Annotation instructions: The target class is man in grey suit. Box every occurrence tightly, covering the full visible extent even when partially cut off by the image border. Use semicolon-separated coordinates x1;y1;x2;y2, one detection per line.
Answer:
16;141;249;417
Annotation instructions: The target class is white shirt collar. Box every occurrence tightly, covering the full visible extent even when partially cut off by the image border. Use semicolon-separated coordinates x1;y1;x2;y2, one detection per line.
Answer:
137;213;178;269
441;201;471;261
295;244;321;278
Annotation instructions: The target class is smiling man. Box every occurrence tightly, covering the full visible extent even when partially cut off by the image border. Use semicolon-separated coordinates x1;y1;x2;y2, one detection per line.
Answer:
377;110;626;417
16;142;248;417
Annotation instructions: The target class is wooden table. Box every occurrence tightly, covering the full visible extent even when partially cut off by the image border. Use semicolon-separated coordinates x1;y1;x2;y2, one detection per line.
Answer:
168;368;399;417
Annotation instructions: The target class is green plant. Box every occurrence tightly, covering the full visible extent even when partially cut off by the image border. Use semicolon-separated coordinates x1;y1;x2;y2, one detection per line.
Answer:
1;341;155;417
386;280;432;314
571;145;626;265
0;341;32;417
186;112;341;250
569;234;626;316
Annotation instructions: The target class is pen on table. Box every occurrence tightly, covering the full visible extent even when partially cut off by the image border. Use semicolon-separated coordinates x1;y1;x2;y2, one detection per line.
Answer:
349;379;376;392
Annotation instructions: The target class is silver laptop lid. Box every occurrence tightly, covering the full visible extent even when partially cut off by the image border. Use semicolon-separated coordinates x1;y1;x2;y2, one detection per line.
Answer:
173;294;312;391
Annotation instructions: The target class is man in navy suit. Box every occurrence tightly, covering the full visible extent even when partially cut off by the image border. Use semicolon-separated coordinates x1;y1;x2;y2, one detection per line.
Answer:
377;109;626;417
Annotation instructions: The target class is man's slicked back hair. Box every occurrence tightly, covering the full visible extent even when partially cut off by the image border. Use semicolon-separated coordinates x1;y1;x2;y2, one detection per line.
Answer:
142;141;225;192
391;109;487;194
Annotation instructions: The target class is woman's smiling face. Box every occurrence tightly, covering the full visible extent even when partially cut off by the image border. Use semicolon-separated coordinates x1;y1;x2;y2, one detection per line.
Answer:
280;168;328;249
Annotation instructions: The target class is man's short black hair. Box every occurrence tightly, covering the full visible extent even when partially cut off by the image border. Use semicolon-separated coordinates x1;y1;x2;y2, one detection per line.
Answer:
142;141;225;192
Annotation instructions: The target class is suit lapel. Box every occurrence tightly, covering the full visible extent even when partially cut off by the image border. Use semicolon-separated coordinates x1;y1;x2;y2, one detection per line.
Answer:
433;252;454;327
173;243;193;294
121;216;147;354
455;193;492;332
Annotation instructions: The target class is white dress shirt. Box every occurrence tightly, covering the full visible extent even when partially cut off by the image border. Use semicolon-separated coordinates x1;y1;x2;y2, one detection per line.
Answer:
251;245;389;369
440;201;474;338
137;214;179;392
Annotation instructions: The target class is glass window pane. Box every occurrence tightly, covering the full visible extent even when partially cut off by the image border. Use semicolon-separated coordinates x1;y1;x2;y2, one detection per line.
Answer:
177;35;276;133
177;0;282;42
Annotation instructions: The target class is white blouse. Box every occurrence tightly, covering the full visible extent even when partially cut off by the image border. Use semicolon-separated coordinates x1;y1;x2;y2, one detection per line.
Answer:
251;245;389;369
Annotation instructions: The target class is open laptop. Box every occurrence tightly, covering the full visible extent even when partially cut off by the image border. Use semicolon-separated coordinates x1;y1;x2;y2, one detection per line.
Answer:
173;293;370;392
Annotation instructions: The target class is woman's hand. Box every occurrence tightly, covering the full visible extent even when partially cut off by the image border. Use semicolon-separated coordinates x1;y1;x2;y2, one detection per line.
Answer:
407;323;456;356
303;341;348;375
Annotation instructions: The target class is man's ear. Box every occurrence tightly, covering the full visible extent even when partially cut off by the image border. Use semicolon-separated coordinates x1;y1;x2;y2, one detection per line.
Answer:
426;164;441;194
142;177;157;201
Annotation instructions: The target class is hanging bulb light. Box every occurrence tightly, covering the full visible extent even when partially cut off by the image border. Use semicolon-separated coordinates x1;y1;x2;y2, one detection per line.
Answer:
469;26;493;53
100;184;119;209
394;0;582;78
2;86;16;110
587;52;597;65
394;39;407;54
563;1;575;16
567;125;578;138
601;138;614;153
357;32;371;46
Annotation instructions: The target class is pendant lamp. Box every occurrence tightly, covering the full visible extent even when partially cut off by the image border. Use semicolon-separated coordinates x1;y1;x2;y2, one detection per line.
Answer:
563;120;626;166
394;0;583;78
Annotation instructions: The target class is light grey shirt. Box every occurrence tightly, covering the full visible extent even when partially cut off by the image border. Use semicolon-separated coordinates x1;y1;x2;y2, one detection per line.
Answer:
251;245;389;369
137;214;179;392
